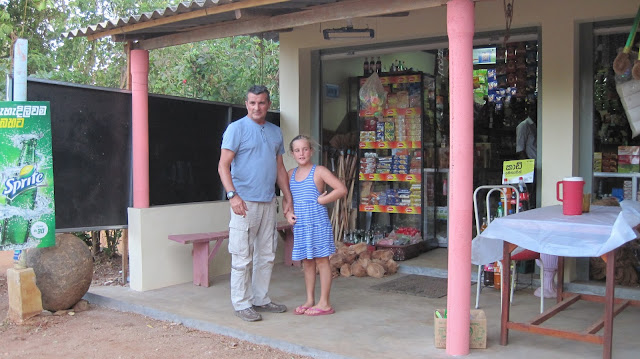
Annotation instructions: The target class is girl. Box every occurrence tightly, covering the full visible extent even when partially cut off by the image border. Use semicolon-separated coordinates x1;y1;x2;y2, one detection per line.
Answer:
286;135;347;316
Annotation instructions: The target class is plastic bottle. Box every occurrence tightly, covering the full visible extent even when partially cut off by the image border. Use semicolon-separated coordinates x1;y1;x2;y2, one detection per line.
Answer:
13;250;26;269
1;138;39;245
363;57;369;76
496;201;504;218
483;262;495;286
494;262;501;290
376;57;382;73
480;217;488;232
518;176;529;210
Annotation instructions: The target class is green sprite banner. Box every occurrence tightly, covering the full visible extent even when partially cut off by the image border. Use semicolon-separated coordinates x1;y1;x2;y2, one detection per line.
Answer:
0;101;55;250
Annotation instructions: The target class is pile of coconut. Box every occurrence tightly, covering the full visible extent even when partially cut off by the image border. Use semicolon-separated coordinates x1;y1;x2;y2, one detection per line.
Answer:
329;242;398;278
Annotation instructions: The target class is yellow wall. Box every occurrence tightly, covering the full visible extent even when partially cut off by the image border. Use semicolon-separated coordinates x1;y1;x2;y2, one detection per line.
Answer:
279;0;637;207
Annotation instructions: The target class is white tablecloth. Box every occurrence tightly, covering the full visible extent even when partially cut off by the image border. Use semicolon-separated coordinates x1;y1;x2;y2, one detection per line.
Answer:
471;201;640;265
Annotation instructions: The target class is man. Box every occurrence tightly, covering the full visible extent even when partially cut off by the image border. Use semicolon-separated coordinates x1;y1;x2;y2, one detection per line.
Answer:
516;106;537;162
218;85;293;322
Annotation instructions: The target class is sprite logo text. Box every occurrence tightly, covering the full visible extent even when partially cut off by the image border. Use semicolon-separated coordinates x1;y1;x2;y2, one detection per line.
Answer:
2;165;45;200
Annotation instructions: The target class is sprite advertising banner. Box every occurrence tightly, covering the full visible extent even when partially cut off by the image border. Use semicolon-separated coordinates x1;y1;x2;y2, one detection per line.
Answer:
0;101;55;250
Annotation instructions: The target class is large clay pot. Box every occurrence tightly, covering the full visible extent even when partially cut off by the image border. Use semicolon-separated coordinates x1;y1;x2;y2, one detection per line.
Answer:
26;233;93;311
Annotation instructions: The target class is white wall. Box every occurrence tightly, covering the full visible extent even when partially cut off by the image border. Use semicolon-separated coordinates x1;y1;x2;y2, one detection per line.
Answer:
279;0;638;207
129;200;286;292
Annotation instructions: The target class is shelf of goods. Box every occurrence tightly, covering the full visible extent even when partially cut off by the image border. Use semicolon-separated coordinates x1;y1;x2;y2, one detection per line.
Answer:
593;172;640;201
356;72;427;258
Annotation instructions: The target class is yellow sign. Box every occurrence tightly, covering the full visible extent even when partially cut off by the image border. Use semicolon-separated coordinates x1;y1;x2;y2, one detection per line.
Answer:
502;159;535;184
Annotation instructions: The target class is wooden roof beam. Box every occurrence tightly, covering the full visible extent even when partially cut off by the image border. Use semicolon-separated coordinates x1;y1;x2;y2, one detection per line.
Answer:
136;0;448;50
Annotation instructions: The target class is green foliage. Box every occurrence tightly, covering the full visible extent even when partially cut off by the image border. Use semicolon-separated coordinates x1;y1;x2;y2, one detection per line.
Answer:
71;229;121;258
149;37;280;108
0;0;280;108
104;229;121;258
72;231;92;247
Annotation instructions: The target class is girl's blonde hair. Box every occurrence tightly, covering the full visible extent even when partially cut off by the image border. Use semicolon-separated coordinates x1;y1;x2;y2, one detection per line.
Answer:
289;134;321;153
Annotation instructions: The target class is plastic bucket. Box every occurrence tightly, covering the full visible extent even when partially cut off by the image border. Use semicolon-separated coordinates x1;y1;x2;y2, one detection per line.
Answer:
556;177;585;215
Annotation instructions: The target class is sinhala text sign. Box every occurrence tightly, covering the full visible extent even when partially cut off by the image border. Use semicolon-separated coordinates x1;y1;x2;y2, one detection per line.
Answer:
502;159;535;184
0;101;55;250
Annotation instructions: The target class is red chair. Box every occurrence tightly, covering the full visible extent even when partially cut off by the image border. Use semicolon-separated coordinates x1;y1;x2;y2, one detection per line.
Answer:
510;249;544;313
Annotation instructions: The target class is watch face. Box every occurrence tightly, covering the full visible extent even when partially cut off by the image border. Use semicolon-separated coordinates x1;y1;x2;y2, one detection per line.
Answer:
227;191;235;199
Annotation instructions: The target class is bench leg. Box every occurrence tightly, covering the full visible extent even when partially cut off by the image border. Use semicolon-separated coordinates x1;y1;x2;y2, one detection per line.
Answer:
192;242;210;287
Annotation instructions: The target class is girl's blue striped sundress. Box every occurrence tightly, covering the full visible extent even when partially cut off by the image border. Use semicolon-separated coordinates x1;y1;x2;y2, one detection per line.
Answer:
289;165;336;260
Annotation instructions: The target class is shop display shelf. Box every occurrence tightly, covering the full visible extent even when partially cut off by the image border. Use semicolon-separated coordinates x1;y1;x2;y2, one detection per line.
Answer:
358;173;421;182
359;204;422;214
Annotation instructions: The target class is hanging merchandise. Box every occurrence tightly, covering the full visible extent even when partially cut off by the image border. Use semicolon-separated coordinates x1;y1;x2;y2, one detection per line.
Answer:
612;4;640;77
612;5;640;138
358;73;386;117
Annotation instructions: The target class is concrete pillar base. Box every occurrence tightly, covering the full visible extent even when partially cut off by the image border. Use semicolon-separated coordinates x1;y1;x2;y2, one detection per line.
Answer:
7;267;43;323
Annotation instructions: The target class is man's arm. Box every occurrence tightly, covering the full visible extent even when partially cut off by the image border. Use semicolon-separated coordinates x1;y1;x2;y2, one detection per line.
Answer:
218;148;247;216
276;154;293;214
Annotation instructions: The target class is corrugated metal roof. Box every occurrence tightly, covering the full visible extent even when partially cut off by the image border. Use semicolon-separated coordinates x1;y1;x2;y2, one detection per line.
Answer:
63;0;450;50
63;0;339;41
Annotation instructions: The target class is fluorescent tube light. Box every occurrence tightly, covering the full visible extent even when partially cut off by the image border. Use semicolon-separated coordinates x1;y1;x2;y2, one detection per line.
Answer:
323;26;374;40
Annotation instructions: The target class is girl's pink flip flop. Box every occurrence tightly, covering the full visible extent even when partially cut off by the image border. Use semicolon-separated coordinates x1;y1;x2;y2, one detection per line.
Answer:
304;307;335;316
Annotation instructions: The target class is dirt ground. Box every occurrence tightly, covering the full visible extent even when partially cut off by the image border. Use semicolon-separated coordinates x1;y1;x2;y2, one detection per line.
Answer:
0;250;311;359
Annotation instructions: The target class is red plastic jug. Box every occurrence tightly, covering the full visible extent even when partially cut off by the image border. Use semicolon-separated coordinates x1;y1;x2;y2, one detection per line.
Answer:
556;177;585;215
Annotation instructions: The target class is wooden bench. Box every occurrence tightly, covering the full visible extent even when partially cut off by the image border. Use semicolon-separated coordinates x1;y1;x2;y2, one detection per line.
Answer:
168;220;297;287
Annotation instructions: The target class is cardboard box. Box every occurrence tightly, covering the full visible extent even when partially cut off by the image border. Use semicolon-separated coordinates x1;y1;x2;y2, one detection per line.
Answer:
618;146;640;156
593;152;602;172
434;309;487;349
602;153;618;172
618;155;640;173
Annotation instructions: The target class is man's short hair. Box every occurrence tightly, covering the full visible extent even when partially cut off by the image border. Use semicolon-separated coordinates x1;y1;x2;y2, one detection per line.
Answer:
247;85;270;102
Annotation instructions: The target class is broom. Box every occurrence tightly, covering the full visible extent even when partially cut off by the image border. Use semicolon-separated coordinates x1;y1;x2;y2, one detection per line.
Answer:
613;5;640;75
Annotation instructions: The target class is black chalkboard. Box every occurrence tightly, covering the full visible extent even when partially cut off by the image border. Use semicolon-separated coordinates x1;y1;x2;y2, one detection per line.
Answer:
148;95;229;205
27;79;132;231
26;79;281;229
149;97;281;206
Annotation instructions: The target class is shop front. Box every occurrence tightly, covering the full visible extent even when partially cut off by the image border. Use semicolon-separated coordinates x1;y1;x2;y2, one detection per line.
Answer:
318;30;540;256
279;0;638;283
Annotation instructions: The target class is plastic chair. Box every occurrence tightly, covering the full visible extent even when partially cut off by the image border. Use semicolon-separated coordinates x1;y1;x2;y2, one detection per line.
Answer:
473;185;544;313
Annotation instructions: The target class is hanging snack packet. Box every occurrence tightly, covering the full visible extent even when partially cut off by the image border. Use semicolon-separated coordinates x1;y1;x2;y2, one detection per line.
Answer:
359;73;387;116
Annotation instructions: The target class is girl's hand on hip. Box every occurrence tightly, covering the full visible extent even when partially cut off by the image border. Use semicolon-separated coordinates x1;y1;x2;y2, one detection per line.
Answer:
317;191;328;205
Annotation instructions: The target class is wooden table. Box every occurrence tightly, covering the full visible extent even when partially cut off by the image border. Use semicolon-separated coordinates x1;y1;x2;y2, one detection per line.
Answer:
472;203;640;359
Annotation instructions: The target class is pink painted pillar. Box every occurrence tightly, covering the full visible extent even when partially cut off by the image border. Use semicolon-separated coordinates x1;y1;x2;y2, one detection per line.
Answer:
131;50;150;208
446;0;475;356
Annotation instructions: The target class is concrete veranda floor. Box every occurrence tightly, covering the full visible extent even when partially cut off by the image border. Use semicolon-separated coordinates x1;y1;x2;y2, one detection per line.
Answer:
85;248;640;359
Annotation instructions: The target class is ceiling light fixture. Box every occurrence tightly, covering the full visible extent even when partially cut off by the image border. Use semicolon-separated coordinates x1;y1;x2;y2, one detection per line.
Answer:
323;19;374;40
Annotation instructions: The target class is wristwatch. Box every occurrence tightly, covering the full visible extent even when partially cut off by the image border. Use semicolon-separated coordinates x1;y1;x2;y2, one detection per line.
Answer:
226;190;237;200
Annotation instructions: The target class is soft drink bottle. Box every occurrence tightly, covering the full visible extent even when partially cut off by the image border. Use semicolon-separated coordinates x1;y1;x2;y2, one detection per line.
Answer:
496;201;504;218
518;176;529;210
483;262;495;286
480;217;488;232
494;262;502;290
1;138;39;245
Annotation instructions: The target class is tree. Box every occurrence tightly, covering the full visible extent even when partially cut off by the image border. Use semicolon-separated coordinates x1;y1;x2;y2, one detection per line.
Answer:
149;37;280;108
1;0;280;107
